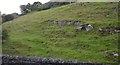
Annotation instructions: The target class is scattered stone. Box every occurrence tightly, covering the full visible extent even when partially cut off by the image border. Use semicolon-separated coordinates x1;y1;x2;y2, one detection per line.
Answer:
67;21;71;25
76;27;83;32
111;52;118;57
98;26;120;35
47;20;83;26
114;29;120;33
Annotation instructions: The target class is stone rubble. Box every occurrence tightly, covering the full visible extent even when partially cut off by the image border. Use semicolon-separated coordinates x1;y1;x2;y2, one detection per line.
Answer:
1;55;111;65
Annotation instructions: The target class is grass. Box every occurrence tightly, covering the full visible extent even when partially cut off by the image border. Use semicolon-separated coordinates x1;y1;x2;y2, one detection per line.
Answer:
2;2;119;63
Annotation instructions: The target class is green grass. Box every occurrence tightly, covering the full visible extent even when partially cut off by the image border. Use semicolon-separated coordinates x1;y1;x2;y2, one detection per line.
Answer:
2;2;119;63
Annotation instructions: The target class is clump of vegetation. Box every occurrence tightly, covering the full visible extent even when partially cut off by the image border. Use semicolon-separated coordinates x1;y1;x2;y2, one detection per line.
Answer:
2;29;8;43
2;13;19;23
20;2;70;15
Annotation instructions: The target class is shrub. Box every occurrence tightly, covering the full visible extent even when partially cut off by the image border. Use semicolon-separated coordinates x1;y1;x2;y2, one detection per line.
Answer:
2;29;8;41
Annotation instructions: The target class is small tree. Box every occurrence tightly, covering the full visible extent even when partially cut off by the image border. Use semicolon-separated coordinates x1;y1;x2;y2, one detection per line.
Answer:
20;5;30;15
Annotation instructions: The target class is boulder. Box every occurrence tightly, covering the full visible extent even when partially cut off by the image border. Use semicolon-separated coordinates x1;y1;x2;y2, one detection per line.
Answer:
76;24;93;32
76;27;83;32
85;24;93;31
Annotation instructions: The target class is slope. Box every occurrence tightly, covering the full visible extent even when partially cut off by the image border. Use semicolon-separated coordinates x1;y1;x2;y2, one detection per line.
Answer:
2;2;119;63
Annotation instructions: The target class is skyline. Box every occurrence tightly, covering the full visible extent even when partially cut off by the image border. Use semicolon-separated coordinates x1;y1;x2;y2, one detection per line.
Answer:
0;0;50;14
0;0;119;14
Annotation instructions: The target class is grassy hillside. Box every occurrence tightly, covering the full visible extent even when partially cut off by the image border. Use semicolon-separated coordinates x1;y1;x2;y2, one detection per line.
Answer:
2;2;119;63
